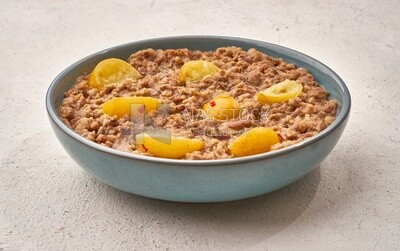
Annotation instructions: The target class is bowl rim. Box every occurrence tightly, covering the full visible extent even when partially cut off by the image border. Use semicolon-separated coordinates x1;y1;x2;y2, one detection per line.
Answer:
46;35;351;166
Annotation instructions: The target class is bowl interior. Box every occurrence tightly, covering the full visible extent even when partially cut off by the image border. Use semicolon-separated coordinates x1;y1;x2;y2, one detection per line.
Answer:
47;36;350;165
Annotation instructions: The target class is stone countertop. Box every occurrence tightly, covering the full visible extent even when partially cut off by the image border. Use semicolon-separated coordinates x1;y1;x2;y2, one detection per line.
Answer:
1;0;399;250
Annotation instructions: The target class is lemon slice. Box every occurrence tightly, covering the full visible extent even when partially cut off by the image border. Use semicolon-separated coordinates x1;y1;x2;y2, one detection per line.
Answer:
178;60;219;82
102;96;161;118
135;133;204;159
89;58;141;89
202;94;241;121
256;80;303;104
228;127;280;157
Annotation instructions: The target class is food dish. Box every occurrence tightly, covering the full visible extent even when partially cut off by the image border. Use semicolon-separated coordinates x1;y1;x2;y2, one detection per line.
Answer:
46;36;350;202
60;47;337;160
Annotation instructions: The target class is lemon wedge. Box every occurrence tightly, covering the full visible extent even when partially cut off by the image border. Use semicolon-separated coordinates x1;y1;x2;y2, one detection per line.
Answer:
136;133;204;159
102;97;161;118
257;80;303;104
89;58;141;89
202;94;241;121
228;127;280;157
178;60;219;82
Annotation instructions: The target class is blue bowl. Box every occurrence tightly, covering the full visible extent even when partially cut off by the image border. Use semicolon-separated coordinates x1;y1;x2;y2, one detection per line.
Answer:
46;36;351;203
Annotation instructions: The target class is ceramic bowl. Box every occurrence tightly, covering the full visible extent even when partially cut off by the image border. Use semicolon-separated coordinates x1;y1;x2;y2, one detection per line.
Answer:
46;36;351;202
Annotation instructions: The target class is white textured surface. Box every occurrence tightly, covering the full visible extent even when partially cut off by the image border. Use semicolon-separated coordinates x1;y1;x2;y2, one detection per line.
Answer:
1;0;399;250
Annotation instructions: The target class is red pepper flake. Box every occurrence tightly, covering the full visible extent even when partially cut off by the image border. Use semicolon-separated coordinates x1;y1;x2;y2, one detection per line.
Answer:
140;144;148;152
277;133;284;142
209;100;216;107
